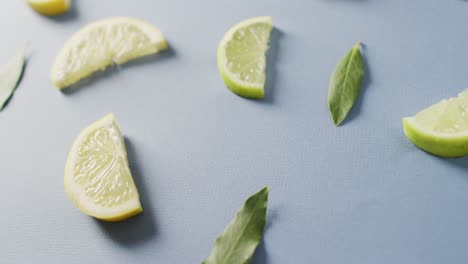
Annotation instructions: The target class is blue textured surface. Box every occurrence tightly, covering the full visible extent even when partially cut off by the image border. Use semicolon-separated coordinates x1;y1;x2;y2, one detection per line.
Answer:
1;0;468;263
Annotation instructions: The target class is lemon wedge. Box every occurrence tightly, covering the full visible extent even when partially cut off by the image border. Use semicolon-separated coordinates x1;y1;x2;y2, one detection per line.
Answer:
64;114;142;221
52;17;168;89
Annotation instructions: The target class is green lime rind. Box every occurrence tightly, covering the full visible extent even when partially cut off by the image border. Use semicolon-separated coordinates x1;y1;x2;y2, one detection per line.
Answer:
216;52;264;99
217;16;272;99
403;117;468;158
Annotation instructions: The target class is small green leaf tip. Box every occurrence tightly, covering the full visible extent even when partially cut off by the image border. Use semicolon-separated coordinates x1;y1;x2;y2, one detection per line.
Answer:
202;186;269;264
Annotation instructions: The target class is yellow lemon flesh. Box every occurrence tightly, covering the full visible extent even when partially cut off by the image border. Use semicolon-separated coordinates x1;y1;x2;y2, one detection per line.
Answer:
64;114;142;221
52;17;168;89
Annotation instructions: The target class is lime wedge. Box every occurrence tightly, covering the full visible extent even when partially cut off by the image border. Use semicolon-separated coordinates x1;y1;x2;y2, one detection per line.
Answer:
217;16;273;99
403;89;468;157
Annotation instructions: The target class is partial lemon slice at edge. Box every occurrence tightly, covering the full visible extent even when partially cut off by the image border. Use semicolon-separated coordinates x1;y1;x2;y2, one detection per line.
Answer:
26;0;70;16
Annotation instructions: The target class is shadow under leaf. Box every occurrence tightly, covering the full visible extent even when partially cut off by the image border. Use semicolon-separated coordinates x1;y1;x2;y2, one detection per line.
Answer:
251;241;269;264
324;0;368;2
251;207;279;264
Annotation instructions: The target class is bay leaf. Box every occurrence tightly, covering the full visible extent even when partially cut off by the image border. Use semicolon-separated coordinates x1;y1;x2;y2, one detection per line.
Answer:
0;49;26;110
202;186;269;264
328;42;364;126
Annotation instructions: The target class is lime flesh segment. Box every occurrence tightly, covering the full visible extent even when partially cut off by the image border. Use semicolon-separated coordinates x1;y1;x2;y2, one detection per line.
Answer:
64;114;142;221
217;16;272;99
403;89;468;157
52;17;168;89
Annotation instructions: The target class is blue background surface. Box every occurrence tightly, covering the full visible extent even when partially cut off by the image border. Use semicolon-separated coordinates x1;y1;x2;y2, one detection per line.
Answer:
1;0;468;263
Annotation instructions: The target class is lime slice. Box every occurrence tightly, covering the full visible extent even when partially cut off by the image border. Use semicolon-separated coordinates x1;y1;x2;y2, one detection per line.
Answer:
64;114;142;221
51;17;168;89
26;0;70;16
403;89;468;157
217;16;273;99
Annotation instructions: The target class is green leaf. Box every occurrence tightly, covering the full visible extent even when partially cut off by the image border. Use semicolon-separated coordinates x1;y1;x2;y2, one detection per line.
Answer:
328;42;365;126
202;186;269;264
0;49;26;110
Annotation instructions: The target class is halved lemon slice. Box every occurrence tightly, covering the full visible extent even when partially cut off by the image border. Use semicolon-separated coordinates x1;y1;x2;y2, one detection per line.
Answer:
403;89;468;157
64;114;142;221
217;16;273;99
26;0;70;16
52;17;168;89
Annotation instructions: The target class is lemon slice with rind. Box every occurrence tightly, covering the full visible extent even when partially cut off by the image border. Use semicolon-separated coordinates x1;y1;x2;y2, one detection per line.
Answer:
64;114;142;221
52;17;168;89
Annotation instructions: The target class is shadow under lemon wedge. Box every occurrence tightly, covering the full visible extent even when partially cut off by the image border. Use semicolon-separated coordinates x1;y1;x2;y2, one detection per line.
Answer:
403;89;468;158
217;16;273;99
52;17;168;89
26;0;70;16
64;114;142;221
